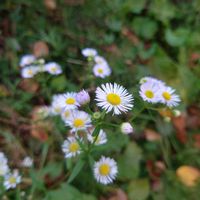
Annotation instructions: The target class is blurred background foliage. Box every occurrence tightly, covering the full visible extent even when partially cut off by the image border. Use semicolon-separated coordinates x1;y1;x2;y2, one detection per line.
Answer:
0;0;200;199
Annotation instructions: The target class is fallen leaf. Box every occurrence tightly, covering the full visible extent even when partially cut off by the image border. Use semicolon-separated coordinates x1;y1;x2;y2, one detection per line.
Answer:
121;27;140;46
108;189;128;200
176;165;200;187
44;0;57;10
144;129;161;142
19;79;39;93
33;41;49;58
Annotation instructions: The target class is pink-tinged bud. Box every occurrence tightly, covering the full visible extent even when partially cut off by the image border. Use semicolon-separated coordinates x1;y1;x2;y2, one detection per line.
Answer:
121;122;133;134
76;90;90;105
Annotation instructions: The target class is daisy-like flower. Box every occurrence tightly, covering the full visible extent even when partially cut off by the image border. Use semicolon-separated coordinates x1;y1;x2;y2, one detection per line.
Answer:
50;94;64;115
93;63;111;78
65;110;92;132
139;81;161;103
95;83;133;115
0;152;9;176
45;62;62;75
21;157;33;168
94;56;108;65
19;54;36;67
139;76;165;87
62;137;81;158
61;109;72;122
4;170;21;190
87;129;107;145
76;90;90;106
94;156;118;185
21;66;38;78
58;92;80;111
81;48;97;58
159;86;181;107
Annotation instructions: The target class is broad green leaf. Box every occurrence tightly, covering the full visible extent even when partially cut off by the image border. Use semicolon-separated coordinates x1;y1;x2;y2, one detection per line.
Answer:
50;75;68;92
123;0;146;14
118;142;143;180
128;179;150;200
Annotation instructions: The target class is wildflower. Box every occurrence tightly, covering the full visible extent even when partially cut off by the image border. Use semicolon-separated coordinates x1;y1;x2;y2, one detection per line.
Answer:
4;170;21;190
0;152;9;176
65;110;91;132
76;90;90;105
93;63;111;78
95;83;133;115
81;48;97;58
139;76;165;87
62;137;81;158
159;86;180;107
19;54;36;67
45;62;62;75
94;56;108;65
61;109;72;122
50;94;63;115
59;92;79;111
94;156;118;185
21;66;38;78
21;157;33;168
87;129;107;145
139;81;161;103
121;122;133;134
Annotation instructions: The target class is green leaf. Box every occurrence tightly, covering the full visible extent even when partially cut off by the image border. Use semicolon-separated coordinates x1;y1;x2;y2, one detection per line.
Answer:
118;142;143;180
67;159;85;183
50;75;68;92
123;0;146;14
128;179;150;200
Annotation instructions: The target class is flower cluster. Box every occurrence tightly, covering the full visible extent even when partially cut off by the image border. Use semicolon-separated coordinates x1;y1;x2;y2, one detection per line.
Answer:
82;48;111;79
139;76;180;107
45;83;135;184
20;54;62;78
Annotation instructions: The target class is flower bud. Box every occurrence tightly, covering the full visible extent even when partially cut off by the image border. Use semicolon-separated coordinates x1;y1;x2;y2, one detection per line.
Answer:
76;90;90;105
121;122;133;134
173;109;181;117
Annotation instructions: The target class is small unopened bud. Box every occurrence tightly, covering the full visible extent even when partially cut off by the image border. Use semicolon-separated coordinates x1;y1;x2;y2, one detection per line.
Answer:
121;122;133;134
76;90;90;105
93;112;101;120
37;58;45;65
173;109;181;117
164;116;171;122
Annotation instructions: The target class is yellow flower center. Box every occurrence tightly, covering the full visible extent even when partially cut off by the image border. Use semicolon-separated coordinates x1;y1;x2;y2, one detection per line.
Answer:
73;118;84;128
51;67;57;72
69;142;79;152
9;177;16;184
66;98;75;105
64;111;70;118
28;70;33;75
55;107;61;113
162;92;171;101
99;164;110;176
98;68;103;74
107;93;121;105
145;90;154;99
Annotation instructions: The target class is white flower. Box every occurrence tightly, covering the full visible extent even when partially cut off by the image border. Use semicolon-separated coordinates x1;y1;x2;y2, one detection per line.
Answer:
62;137;81;158
36;106;51;119
21;66;38;78
94;156;118;185
45;62;62;75
58;92;80;111
139;76;165;87
81;48;97;58
94;56;108;65
61;109;72;122
76;90;90;106
0;152;9;176
159;86;181;107
21;157;33;168
121;122;133;134
139;81;161;103
95;83;134;115
50;94;64;115
93;63;111;78
87;129;107;145
4;170;21;190
19;54;36;67
65;110;92;132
